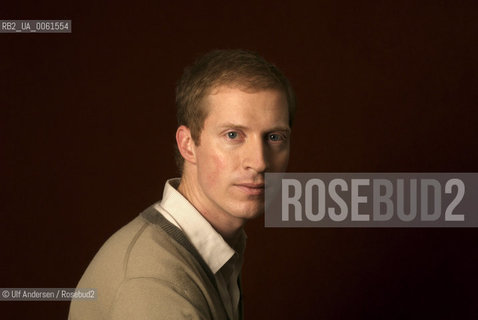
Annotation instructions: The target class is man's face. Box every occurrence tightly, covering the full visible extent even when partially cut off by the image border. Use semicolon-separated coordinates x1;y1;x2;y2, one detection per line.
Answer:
189;86;290;225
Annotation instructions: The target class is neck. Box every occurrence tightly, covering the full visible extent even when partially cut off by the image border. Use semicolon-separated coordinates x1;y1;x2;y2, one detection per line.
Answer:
178;175;245;247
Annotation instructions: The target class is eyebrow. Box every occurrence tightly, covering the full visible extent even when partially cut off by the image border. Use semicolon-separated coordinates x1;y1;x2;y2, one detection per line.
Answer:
217;123;291;133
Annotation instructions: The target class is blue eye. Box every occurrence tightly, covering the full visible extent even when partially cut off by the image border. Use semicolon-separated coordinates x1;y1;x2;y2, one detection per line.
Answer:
227;132;238;139
268;134;281;141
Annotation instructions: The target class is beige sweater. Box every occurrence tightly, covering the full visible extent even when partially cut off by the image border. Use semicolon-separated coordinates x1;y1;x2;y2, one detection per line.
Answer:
69;206;233;320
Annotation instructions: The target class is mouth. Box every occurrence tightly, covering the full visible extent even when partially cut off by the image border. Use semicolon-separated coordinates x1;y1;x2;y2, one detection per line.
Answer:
234;183;265;196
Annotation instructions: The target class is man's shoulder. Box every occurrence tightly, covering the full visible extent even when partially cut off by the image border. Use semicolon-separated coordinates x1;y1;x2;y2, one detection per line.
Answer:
69;205;220;320
82;205;202;281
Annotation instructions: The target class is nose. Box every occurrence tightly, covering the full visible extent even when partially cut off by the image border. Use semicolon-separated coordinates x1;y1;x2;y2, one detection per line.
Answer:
242;136;268;173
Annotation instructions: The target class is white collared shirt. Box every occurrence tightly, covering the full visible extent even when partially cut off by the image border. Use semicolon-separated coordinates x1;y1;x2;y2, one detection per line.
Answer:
154;178;246;320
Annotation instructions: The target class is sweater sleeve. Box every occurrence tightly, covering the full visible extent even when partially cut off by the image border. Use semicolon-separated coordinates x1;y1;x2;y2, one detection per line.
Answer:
109;277;211;320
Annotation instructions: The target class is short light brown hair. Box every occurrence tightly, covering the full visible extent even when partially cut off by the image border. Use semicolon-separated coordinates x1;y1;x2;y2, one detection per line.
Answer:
175;49;296;172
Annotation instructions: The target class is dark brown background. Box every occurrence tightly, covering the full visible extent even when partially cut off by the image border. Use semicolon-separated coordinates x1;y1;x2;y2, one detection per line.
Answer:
1;1;477;319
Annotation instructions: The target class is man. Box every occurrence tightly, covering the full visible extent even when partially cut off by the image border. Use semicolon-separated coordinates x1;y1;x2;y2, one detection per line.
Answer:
69;49;295;320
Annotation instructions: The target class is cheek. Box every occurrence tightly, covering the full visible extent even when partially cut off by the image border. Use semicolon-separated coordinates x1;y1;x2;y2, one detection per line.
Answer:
200;150;228;187
272;149;290;171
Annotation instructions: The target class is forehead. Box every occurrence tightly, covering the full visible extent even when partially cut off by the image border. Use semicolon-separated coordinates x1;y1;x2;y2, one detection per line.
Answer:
202;86;290;130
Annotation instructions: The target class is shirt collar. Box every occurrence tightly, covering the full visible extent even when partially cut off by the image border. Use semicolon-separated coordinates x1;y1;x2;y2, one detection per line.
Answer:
157;178;246;274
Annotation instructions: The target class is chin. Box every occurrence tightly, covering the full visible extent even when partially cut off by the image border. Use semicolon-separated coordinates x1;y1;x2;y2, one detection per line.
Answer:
232;204;264;220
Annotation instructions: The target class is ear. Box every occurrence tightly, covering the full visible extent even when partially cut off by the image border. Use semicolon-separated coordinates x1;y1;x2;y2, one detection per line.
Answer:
176;125;197;164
